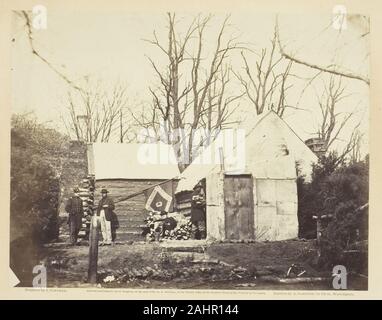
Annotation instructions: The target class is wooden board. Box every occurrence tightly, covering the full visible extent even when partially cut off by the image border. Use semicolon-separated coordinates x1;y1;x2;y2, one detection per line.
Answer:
254;178;298;241
206;171;225;241
224;175;254;240
95;179;165;241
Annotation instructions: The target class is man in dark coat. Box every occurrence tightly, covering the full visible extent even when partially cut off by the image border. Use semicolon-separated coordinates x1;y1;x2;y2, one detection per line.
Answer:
97;188;115;245
65;187;84;245
190;182;206;239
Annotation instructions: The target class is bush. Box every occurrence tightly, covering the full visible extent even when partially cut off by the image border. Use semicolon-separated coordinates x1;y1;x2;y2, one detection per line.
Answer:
10;113;67;244
297;174;317;239
296;154;341;239
319;157;368;270
297;152;369;270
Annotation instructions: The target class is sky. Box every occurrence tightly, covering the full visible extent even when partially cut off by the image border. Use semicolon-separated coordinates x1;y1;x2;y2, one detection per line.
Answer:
11;9;370;156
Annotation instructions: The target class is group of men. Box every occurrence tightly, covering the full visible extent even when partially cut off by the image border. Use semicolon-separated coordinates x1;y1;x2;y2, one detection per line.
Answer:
65;187;117;246
66;180;207;245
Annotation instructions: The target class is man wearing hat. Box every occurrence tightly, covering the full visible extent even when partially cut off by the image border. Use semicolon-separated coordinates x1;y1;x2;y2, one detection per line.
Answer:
190;181;207;240
65;187;84;245
96;188;115;245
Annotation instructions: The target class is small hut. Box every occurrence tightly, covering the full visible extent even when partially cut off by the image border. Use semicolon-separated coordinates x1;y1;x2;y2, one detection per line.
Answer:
175;111;318;241
88;142;180;241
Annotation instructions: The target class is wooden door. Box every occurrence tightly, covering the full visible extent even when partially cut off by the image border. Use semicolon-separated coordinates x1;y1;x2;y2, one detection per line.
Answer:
224;175;255;240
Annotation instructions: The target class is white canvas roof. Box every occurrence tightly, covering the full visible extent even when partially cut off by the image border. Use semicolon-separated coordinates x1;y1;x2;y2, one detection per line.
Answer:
245;110;318;181
91;142;180;180
176;110;318;193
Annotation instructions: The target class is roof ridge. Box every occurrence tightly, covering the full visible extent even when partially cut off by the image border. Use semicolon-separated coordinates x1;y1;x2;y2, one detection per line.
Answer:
269;110;318;160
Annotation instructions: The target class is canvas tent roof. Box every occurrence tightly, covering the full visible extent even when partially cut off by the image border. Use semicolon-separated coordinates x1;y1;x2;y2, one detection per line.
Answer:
91;142;180;180
244;110;318;179
176;110;318;193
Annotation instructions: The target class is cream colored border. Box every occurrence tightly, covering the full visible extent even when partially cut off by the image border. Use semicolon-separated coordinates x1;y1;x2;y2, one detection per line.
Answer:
0;0;381;300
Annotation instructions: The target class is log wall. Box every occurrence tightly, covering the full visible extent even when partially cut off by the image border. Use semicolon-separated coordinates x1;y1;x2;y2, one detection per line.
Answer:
95;179;166;241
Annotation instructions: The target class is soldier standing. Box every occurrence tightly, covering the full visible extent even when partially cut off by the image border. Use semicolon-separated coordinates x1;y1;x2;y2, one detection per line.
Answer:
96;188;115;245
65;187;84;245
190;182;206;240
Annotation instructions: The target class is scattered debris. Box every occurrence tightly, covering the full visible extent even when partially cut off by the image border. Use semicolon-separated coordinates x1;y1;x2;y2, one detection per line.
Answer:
260;275;328;284
218;261;236;268
103;275;115;283
143;211;193;241
192;259;219;265
235;283;257;288
220;239;257;244
286;264;306;278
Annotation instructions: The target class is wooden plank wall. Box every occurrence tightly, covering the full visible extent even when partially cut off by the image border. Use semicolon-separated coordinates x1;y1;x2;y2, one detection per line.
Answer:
95;179;165;241
175;191;193;217
206;172;225;241
223;175;255;240
254;178;298;241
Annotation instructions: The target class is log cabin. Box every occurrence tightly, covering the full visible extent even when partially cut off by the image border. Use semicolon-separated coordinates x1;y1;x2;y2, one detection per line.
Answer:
87;142;180;241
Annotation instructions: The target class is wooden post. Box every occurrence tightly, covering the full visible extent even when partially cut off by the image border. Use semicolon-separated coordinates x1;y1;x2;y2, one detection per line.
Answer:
313;214;333;257
88;215;100;284
219;147;225;172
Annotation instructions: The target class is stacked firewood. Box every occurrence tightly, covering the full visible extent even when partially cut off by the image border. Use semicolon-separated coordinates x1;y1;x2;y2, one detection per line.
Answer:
143;211;167;242
143;211;193;241
163;220;193;240
77;175;95;239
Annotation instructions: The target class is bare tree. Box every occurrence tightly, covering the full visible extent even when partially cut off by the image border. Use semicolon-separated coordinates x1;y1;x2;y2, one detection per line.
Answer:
312;75;366;166
18;11;84;92
233;27;294;117
17;11;136;143
348;129;364;163
142;13;244;170
119;103;143;143
315;76;355;151
276;16;370;86
61;81;129;143
328;128;365;168
271;16;368;163
123;101;162;143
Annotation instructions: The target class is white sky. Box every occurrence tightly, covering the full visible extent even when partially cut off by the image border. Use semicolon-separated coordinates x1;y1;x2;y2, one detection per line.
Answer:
11;10;370;155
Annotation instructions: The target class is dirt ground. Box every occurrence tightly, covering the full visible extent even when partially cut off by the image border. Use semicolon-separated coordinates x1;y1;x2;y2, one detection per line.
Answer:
30;239;367;290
